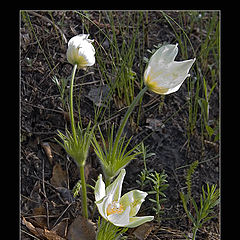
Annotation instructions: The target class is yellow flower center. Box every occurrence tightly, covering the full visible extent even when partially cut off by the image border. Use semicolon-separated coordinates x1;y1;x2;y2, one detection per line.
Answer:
76;55;88;68
145;74;169;94
106;201;124;216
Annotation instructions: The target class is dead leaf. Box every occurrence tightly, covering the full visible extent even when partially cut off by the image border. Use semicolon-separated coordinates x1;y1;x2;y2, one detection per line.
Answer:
41;142;53;165
67;215;96;240
50;163;68;188
43;228;66;240
51;219;68;238
62;111;78;123
22;217;66;240
132;222;154;240
86;85;111;107
22;217;42;236
32;205;47;228
146;118;164;131
49;142;65;156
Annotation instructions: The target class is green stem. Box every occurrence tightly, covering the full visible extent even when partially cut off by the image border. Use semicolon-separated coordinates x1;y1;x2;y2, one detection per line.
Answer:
192;226;198;240
69;64;88;219
80;163;88;219
156;192;160;221
69;64;78;143
113;85;148;154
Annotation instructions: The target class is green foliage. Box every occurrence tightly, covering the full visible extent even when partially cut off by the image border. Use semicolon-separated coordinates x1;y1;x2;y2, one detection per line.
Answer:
185;160;198;201
52;75;69;110
180;161;220;240
140;142;156;171
78;11;145;109
96;218;128;240
101;11;143;107
136;169;151;191
91;86;148;185
72;180;81;198
92;124;142;184
180;183;220;240
136;142;155;190
147;170;169;223
198;77;219;141
21;11;55;72
56;121;94;166
161;11;220;145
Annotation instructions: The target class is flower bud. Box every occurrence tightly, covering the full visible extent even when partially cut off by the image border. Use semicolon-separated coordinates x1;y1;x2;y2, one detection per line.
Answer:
67;34;95;69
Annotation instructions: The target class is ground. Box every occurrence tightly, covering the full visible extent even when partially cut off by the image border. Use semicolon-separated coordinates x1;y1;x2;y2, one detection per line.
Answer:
20;11;220;239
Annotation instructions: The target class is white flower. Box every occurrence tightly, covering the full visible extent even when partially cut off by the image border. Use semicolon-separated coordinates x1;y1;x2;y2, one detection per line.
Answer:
144;43;195;95
94;169;154;228
67;34;95;69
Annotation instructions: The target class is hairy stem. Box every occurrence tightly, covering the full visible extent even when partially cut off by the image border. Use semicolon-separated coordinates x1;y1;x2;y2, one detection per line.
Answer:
192;226;198;240
80;163;88;219
69;64;78;143
113;86;148;157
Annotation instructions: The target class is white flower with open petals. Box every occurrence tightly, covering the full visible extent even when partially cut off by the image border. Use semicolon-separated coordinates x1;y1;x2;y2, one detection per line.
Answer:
144;43;195;95
67;34;95;69
94;169;154;228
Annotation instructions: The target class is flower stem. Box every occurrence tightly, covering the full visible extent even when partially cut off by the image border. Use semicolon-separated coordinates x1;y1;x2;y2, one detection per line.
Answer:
80;163;88;219
113;85;148;153
69;64;78;143
192;226;198;240
69;64;88;219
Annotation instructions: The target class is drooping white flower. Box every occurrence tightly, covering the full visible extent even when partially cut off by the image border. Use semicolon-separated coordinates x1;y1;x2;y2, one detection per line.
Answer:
94;169;154;228
144;43;195;95
67;34;95;69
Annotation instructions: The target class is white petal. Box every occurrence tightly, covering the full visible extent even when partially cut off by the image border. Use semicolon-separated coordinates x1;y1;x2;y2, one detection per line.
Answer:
126;216;154;228
161;78;186;95
107;205;131;227
120;190;148;217
161;43;178;63
68;34;89;47
96;195;111;220
81;34;90;40
106;169;126;202
169;58;195;75
149;44;178;66
95;174;106;202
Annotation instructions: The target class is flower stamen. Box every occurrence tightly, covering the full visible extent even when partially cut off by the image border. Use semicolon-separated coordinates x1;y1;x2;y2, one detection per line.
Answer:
107;201;124;216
